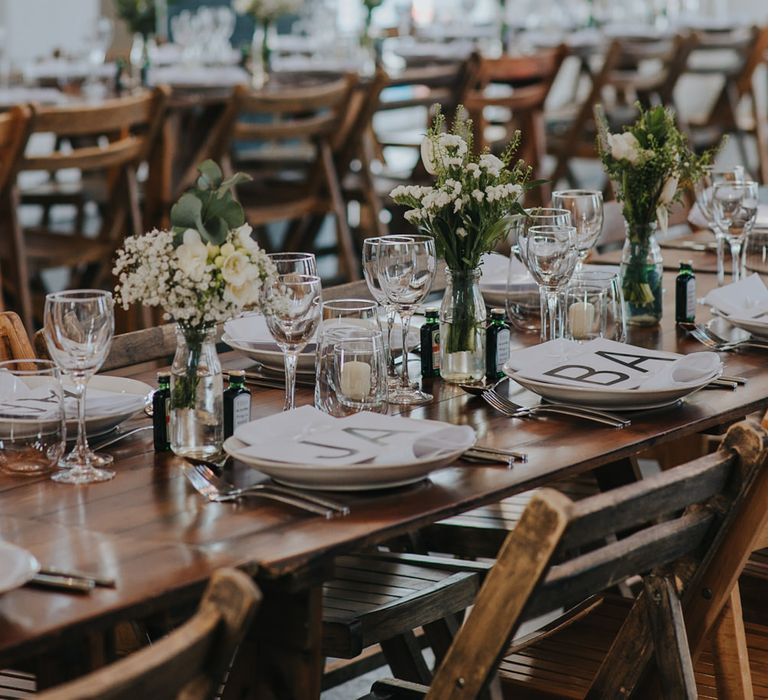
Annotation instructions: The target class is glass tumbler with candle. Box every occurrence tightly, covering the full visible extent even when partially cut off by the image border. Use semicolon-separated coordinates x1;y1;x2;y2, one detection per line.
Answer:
564;284;607;342
571;269;626;342
0;359;65;477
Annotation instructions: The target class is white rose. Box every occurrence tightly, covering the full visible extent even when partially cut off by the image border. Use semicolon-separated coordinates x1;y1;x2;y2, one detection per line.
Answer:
420;137;438;176
437;133;468;157
659;176;679;205
175;229;208;281
224;281;258;307
234;223;259;252
221;251;252;287
608;132;642;164
233;0;253;14
220;242;235;257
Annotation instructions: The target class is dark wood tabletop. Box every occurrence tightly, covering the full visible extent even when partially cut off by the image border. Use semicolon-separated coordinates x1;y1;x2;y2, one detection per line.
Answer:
1;271;766;698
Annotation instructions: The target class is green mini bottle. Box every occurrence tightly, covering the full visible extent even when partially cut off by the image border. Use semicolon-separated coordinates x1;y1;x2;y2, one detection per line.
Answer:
420;308;441;378
486;308;511;381
152;371;171;452
224;370;251;439
675;261;696;324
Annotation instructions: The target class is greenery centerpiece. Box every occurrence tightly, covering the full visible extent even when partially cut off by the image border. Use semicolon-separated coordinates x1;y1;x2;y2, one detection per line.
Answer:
114;161;280;457
233;0;302;85
391;108;537;382
115;0;156;38
596;104;711;325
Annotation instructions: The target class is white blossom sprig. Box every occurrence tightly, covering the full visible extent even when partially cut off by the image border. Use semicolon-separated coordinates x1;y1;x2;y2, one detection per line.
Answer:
232;0;301;22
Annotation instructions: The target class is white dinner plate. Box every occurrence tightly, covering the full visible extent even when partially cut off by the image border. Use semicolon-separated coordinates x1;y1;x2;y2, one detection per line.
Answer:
712;311;768;339
223;436;472;491
0;541;39;595
74;376;152;438
507;372;718;410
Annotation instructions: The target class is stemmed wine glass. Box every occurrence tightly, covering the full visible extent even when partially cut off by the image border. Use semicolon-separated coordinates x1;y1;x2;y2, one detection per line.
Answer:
264;274;322;411
712;180;759;282
43;289;115;484
522;225;579;341
362;237;399;386
511;207;571;261
376;235;436;405
267;252;317;276
551;190;604;268
694;165;745;286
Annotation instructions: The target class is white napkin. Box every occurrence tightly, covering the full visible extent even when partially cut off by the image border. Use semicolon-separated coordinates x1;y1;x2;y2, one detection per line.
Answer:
234;406;476;466
0;373;146;419
148;65;249;87
508;338;721;391
704;274;768;322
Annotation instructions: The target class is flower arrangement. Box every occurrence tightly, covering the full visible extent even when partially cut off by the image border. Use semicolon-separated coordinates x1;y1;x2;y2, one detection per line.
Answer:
391;108;534;271
233;0;302;22
114;161;280;409
596;104;713;324
391;108;536;381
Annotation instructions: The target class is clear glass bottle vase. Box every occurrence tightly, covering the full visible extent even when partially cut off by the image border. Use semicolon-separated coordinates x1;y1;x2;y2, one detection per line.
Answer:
620;222;664;326
439;268;487;383
170;324;224;459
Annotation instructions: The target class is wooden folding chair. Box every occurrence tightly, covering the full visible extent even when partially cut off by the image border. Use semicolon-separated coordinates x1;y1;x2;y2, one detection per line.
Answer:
0;310;35;361
35;568;260;700
187;76;360;281
361;420;768;699
7;88;169;332
679;26;768;183
548;33;695;190
0;106;32;328
462;46;567;205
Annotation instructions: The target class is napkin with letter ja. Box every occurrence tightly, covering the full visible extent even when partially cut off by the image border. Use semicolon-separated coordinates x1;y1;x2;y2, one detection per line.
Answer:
506;338;721;391
233;406;476;466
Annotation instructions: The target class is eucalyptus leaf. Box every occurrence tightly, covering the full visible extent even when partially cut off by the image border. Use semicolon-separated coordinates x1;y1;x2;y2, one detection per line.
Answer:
205;217;229;246
219;172;253;192
196;160;223;190
170;193;204;231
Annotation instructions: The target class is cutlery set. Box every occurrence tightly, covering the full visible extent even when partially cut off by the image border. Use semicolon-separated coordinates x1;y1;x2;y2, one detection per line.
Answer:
28;567;116;594
682;322;768;352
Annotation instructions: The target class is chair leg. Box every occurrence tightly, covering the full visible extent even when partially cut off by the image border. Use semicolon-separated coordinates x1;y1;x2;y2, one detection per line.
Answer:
320;141;359;282
4;188;34;334
380;632;432;686
711;584;754;700
643;575;697;700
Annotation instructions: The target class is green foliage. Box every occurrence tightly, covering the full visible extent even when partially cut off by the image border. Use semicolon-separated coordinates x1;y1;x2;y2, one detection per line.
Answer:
170;160;252;246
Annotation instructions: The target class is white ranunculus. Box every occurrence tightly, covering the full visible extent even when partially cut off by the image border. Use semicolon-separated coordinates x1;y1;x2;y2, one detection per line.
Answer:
175;229;208;281
420;137;438;175
234;223;259;252
224;280;257;307
221;251;251;287
608;132;642;164
659;176;679;205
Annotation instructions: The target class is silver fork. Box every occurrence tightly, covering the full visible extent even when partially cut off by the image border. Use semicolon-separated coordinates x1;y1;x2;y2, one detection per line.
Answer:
481;390;630;429
686;325;768;351
182;463;348;518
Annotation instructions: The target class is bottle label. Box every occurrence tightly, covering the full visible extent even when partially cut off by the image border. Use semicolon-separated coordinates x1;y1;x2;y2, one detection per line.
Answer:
431;329;440;369
233;394;251;430
686;279;696;319
164;397;170;442
495;329;510;371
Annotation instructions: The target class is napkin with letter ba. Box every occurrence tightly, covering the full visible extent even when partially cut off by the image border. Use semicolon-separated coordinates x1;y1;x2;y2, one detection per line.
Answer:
233;406;476;466
506;338;721;391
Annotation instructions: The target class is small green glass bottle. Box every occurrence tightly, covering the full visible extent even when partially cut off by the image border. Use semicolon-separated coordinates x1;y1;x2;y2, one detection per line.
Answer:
486;308;511;381
420;308;441;378
152;371;171;452
675;261;696;324
224;370;251;439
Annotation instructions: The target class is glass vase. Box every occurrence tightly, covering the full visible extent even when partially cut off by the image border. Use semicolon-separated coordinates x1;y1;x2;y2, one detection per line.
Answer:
620;223;663;326
439;268;487;383
250;20;274;88
170;324;223;459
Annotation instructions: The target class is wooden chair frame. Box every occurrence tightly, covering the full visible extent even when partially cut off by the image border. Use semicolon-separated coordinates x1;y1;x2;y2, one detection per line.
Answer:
365;420;768;699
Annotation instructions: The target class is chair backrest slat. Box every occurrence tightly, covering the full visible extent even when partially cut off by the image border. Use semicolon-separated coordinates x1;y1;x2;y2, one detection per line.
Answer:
0;311;35;363
233;112;339;141
36;569;260;700
22;136;144;173
559;451;732;551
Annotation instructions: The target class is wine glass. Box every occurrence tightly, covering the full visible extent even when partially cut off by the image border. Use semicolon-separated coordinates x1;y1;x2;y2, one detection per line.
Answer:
43;289;115;484
522;225;579;341
712;181;759;282
362;237;399;385
264;274;322;411
694;165;745;286
267;252;317;276
744;229;768;279
512;208;571;261
551;190;604;267
376;235;437;405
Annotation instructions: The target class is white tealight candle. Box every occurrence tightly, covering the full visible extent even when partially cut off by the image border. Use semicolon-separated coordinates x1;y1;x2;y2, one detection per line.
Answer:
340;360;372;401
568;301;595;340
